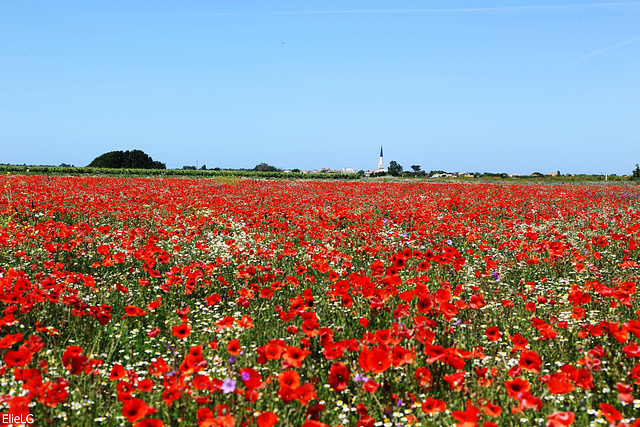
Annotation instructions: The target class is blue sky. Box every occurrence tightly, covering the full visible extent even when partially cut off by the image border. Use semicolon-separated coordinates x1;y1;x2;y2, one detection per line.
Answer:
1;1;639;174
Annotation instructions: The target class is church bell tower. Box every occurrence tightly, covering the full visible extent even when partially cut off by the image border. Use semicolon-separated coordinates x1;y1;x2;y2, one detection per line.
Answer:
378;146;384;170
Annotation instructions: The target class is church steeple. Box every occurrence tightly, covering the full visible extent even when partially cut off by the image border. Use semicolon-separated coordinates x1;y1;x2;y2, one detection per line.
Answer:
378;146;384;170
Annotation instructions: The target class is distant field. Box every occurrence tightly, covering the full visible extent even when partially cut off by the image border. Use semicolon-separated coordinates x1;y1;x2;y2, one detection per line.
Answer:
0;165;352;180
0;164;635;182
1;176;639;426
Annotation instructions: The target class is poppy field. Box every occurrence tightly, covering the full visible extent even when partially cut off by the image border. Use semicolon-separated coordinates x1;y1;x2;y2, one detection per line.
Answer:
1;175;640;427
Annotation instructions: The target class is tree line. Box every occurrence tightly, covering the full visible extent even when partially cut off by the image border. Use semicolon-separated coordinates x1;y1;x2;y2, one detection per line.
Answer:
5;149;640;181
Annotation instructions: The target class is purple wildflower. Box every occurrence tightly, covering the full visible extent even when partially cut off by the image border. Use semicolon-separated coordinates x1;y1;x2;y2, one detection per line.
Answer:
221;378;236;394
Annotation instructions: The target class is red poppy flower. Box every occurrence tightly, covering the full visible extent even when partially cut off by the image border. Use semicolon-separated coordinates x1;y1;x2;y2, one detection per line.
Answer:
278;385;297;403
598;403;622;425
519;392;542;411
323;341;346;360
116;380;135;399
519;350;542;373
328;362;350;391
84;275;96;287
393;256;407;269
205;293;222;306
121;397;149;422
94;310;112;325
398;290;414;302
127;305;147;317
424;344;446;363
374;329;393;344
240;368;265;390
451;400;480;425
362;379;380;394
623;343;640;358
182;347;206;375
570;368;593;390
359;347;391;374
505;378;530;399
301;421;330;427
296;383;317;405
443;371;465;391
227;338;242;355
417;260;430;271
414;367;433;388
112;251;126;263
162;388;181;407
5;346;32;367
509;333;529;352
256;412;278;427
480;401;501;418
283;346;308;368
137;378;154;392
197;407;215;427
192;374;211;390
24;335;43;354
40;377;69;407
62;346;88;375
264;339;286;360
485;326;502;342
110;363;126;381
278;370;300;390
546;378;575;395
133;419;164;427
421;397;446;414
171;323;192;339
96;244;110;255
435;288;452;302
546;411;575;427
0;332;23;348
149;358;170;377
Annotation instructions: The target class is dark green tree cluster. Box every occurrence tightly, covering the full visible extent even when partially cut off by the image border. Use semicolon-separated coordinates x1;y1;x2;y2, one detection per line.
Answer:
387;160;403;176
254;163;278;172
633;164;640;181
88;150;166;169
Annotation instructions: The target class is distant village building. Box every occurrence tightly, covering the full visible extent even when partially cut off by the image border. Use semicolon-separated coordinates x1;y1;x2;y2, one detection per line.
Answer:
366;146;388;176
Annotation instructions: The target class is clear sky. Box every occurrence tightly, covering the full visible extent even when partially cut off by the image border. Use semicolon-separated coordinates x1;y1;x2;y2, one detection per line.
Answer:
1;1;639;175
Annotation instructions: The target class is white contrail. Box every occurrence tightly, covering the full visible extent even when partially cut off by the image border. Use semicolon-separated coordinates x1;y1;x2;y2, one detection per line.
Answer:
115;2;640;17
572;34;640;61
